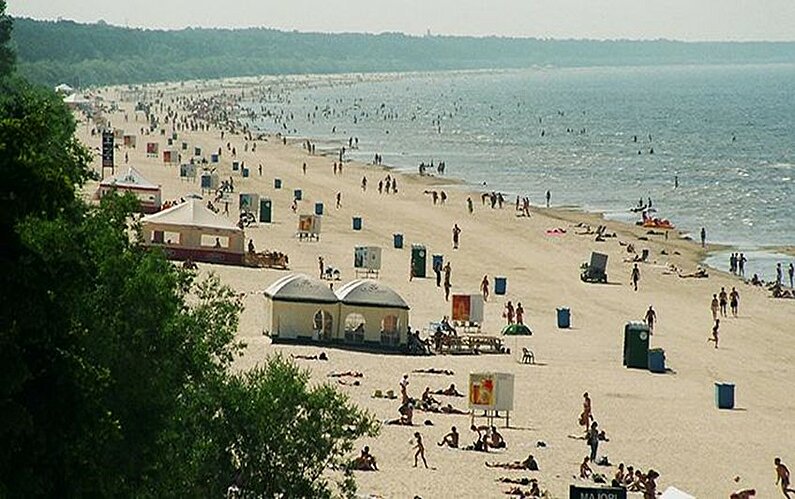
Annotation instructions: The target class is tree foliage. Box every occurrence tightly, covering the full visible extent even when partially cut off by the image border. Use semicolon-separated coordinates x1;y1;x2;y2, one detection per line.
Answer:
0;1;12;76
9;17;795;87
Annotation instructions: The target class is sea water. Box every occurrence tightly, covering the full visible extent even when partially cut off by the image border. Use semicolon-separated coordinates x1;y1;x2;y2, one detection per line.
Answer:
245;64;795;280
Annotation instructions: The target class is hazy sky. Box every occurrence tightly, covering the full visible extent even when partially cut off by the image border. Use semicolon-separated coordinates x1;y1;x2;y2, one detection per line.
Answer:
8;0;795;41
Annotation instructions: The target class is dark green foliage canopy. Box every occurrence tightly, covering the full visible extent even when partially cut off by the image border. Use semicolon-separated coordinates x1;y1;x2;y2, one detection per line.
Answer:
10;17;795;87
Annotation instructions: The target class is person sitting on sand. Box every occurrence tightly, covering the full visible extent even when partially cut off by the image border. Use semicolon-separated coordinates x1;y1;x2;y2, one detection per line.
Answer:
412;368;455;375
489;426;507;449
438;426;459;448
487;454;539;471
643;469;659;499
467;425;490;452
434;383;464;397
421;387;439;406
328;370;363;378
628;470;645;492
385;402;414;426
352;446;378;471
579;456;592;479
612;463;625;487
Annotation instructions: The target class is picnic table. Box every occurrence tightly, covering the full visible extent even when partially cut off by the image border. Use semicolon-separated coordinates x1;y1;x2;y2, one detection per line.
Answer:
438;334;507;355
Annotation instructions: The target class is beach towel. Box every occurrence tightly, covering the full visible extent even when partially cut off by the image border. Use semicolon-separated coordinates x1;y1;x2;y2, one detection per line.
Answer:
660;486;696;499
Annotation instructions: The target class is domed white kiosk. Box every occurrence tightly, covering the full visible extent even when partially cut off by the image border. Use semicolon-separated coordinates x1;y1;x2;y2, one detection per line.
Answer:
335;279;410;349
264;274;339;342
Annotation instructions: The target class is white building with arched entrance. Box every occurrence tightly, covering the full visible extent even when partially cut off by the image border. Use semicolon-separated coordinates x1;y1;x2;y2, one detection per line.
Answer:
263;275;410;352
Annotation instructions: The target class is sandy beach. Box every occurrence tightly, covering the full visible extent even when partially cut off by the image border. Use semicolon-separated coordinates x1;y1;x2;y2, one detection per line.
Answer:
78;80;794;498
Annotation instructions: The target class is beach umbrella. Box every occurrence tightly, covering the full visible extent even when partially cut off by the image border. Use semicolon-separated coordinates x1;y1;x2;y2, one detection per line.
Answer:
501;323;533;336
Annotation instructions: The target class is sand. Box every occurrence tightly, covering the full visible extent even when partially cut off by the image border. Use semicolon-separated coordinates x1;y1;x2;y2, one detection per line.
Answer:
77;80;794;498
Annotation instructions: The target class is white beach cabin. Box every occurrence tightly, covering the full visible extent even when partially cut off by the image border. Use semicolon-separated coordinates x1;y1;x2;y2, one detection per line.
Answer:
264;274;339;342
335;279;410;349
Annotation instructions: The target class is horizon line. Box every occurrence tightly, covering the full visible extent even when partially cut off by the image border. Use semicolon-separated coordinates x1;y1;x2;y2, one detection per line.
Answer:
14;16;795;44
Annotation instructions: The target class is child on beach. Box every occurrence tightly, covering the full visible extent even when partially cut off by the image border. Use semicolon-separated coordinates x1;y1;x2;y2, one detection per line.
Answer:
775;457;795;498
413;432;428;468
708;320;720;348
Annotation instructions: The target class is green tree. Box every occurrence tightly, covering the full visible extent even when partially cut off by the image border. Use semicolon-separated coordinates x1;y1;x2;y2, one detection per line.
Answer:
0;1;13;77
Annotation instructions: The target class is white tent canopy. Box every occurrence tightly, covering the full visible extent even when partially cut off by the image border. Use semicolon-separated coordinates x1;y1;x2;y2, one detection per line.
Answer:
335;279;410;309
142;198;239;231
265;274;338;304
55;83;74;94
63;93;90;104
100;167;159;190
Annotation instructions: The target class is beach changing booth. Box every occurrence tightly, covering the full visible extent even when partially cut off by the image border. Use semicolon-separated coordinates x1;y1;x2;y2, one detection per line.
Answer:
259;198;273;223
411;245;427;278
336;279;410;350
264;273;340;343
97;167;161;214
123;134;136;148
239;193;260;220
179;163;198;182
623;321;650;369
146;142;159;158
200;170;220;193
354;246;382;278
141;199;245;265
469;372;515;427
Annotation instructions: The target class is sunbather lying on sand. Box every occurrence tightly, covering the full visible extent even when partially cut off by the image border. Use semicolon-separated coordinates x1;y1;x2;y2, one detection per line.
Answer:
292;352;328;361
498;477;537;486
678;267;709;278
328;371;363;378
433;383;464;397
504;485;540;497
487;454;539;471
337;379;360;386
412;368;455;375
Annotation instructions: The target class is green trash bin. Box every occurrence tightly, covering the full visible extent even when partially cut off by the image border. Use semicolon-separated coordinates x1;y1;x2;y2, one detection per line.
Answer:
259;198;272;223
623;321;650;369
411;245;427;278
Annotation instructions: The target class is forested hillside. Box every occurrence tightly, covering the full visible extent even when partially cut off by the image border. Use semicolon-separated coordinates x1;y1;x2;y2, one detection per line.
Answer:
12;17;795;87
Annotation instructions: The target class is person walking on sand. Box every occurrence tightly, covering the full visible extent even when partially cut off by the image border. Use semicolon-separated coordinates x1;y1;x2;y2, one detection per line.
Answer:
443;262;452;301
701;227;706;248
515;302;524;325
318;256;325;279
789;263;794;288
631;264;641;291
775;457;795;498
481;275;490;302
361;176;367;192
336;192;341;209
433;258;442;288
580;392;593;430
546;190;551;208
586;421;600;461
504;301;515;325
644;305;657;333
708;319;720;348
719;287;728;317
730;287;740;317
452;224;461;249
711;294;720;321
400;374;410;404
413;432;428;468
467;197;473;214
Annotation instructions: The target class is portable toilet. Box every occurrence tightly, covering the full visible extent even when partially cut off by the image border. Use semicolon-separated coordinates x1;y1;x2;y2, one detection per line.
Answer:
294;189;302;201
623;321;650;369
274;178;282;189
411;245;427;278
314;202;324;216
259;198;272;223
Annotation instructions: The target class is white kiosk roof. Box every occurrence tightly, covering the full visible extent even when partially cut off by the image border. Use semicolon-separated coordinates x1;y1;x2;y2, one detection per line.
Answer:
335;279;409;309
264;274;338;303
141;199;239;231
100;167;159;190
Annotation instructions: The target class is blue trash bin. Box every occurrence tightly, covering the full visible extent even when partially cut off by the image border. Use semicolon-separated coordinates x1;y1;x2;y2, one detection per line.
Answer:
648;349;666;373
432;254;444;271
352;217;362;230
274;178;282;189
294;189;302;201
715;382;735;409
232;161;239;171
393;233;404;249
494;277;507;295
556;307;571;328
314;202;324;216
211;154;219;163
242;167;249;178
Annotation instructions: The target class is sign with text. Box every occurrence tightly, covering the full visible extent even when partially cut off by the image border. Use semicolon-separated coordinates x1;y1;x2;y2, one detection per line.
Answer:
102;131;114;168
569;485;626;499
